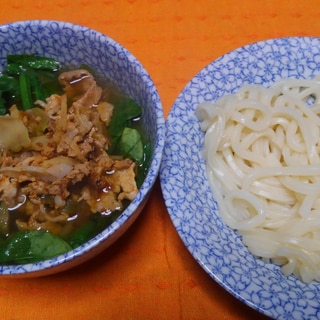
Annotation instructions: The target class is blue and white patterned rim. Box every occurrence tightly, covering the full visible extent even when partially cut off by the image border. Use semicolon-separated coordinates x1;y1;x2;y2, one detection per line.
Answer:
0;20;165;275
160;37;320;320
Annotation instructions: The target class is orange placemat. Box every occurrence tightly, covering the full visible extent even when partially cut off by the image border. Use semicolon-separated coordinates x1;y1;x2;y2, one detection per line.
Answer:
0;1;319;319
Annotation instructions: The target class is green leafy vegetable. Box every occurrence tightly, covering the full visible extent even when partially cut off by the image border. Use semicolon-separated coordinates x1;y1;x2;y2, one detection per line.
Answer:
0;231;72;264
119;127;144;164
136;141;152;188
108;98;141;137
19;72;33;110
66;213;120;249
0;54;61;112
106;96;151;185
108;97;143;157
7;54;60;73
66;221;97;249
0;75;19;114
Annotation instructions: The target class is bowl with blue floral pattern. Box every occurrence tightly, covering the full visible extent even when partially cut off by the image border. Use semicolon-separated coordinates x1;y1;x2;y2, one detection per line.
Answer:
0;20;165;277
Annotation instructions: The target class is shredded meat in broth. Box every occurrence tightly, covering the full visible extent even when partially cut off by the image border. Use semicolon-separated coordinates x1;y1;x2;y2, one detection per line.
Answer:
0;69;138;235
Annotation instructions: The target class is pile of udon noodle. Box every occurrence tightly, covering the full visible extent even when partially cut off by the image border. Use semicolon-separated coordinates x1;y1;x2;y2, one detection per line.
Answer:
197;76;320;283
0;69;138;236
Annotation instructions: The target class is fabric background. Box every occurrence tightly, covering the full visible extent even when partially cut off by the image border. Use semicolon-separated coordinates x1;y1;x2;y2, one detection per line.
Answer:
0;1;318;319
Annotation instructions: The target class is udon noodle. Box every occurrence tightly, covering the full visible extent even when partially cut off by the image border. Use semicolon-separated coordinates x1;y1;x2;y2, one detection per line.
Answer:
196;76;320;283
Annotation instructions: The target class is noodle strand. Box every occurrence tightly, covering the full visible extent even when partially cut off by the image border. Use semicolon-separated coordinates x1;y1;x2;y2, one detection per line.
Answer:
197;77;320;283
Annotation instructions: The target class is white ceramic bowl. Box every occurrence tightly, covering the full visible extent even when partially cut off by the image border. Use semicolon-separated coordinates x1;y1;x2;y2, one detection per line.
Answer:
0;20;165;277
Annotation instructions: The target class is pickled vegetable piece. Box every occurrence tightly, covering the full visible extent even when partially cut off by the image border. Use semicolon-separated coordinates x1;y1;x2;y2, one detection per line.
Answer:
0;117;30;152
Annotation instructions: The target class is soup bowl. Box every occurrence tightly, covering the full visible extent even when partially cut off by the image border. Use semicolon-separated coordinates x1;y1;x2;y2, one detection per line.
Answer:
0;20;165;277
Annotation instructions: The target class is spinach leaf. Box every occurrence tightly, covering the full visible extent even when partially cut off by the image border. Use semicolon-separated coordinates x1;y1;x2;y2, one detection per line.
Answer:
7;54;60;73
136;141;152;188
66;212;121;249
66;221;97;249
0;231;72;264
108;98;141;137
119;127;144;164
0;55;61;113
19;72;33;110
0;75;19;114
